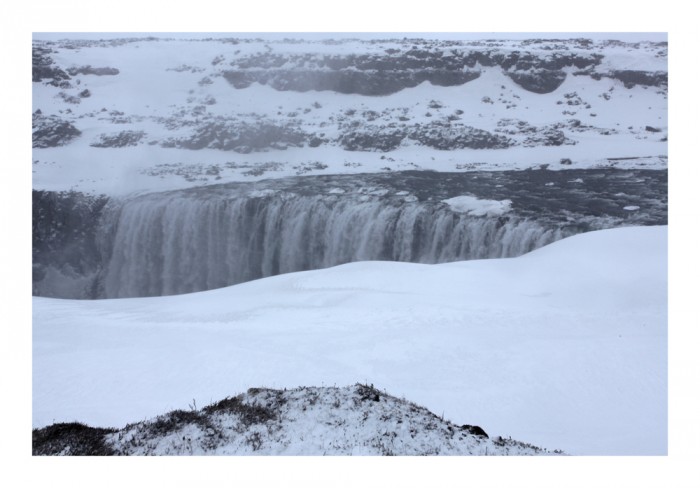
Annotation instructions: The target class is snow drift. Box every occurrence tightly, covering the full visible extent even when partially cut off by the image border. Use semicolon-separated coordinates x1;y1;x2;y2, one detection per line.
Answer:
32;225;667;455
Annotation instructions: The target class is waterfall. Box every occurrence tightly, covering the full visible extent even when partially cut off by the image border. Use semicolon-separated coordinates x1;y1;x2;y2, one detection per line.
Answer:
99;190;565;298
34;170;666;299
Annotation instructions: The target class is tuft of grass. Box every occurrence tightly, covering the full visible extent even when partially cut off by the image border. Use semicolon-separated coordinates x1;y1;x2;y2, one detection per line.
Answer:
203;395;276;426
146;409;210;437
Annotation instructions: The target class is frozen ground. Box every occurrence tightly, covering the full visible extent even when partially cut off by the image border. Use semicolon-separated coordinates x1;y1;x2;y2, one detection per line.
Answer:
32;35;667;196
33;225;667;455
34;384;561;455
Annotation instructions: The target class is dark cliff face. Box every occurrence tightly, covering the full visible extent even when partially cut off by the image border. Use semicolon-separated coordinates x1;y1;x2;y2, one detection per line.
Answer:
220;48;609;96
223;68;482;96
32;46;71;84
505;69;568;94
32;38;668;100
32;191;109;298
609;70;668;88
32;38;667;156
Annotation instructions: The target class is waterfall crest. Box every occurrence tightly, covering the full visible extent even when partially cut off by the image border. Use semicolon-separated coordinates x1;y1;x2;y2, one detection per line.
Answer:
34;169;667;299
100;191;564;298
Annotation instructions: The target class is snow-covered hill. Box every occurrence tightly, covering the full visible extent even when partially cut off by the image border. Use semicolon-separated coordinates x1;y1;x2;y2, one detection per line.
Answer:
32;35;667;196
32;225;668;455
33;384;561;455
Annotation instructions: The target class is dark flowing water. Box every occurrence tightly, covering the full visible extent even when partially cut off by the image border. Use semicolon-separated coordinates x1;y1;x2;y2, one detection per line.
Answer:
33;169;667;299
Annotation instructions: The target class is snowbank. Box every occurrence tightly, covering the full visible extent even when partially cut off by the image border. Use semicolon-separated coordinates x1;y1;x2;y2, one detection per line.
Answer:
441;195;512;216
32;226;667;454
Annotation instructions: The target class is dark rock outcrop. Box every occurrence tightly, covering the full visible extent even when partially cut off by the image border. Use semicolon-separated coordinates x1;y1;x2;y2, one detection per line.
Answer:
505;69;568;94
90;130;145;148
224;68;481;96
32;46;71;84
461;424;489;438
32;190;109;298
610;70;667;89
163;119;308;152
32;112;81;148
66;65;120;76
222;48;606;96
408;122;513;150
339;127;407;152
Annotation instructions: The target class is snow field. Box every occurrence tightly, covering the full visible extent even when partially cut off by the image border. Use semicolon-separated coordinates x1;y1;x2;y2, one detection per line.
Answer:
32;38;667;196
33;225;667;454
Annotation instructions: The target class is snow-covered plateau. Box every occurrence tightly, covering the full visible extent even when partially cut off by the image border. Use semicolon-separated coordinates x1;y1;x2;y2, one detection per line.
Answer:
31;34;667;456
32;35;667;195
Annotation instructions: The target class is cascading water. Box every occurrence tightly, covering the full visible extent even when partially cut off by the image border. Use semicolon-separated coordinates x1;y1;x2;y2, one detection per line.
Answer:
33;170;667;299
100;190;565;298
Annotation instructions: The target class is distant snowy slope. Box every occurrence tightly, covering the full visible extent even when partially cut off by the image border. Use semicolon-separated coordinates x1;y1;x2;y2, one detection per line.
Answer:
32;225;667;455
32;36;667;195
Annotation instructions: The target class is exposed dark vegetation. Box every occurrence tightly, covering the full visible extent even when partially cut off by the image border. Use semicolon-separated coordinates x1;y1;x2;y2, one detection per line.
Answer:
202;392;280;426
33;384;558;456
33;422;117;456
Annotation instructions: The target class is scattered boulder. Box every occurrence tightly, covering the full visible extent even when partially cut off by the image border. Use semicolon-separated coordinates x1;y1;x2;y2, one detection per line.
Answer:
90;130;145;148
67;65;120;76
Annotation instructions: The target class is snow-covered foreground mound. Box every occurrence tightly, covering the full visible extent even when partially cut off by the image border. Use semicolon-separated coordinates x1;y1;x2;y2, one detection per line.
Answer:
33;384;559;455
32;225;667;455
